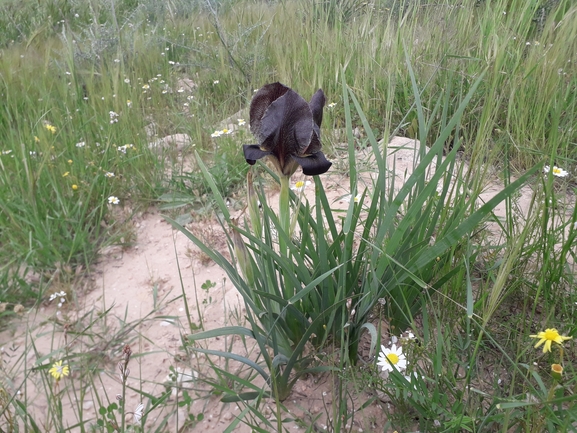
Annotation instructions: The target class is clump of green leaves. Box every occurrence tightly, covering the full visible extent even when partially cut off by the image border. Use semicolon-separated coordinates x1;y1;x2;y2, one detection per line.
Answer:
171;58;538;422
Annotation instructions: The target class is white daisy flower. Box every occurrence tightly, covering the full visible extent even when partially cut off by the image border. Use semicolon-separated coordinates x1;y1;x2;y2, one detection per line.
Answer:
291;180;311;193
544;165;569;178
377;343;407;373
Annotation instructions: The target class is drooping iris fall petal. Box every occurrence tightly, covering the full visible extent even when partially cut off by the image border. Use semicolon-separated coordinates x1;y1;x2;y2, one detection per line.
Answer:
243;82;332;177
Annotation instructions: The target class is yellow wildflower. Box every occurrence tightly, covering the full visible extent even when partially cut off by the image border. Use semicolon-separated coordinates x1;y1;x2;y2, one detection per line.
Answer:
72;184;78;191
530;328;572;353
49;360;70;380
45;124;57;134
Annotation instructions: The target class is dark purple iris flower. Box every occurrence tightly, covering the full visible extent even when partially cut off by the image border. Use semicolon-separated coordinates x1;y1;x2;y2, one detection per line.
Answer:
243;82;332;177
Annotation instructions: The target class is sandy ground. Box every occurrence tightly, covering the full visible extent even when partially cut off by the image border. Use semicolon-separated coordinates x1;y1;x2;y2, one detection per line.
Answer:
0;136;559;432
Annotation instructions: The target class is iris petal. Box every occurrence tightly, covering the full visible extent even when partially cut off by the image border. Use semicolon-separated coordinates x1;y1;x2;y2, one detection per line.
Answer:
292;152;332;176
309;88;325;129
243;144;272;165
249;83;290;141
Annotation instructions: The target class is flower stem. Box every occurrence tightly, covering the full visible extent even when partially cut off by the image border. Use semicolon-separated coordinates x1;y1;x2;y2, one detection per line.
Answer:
247;171;262;238
278;175;292;300
279;175;290;252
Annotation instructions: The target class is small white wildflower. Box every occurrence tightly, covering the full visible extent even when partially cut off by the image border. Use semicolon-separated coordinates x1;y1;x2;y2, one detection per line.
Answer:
213;80;219;84
238;118;246;126
327;102;337;108
105;172;115;178
544;165;568;178
48;291;67;303
108;196;120;205
117;144;134;154
377;344;407;373
404;372;418;382
133;402;144;423
124;78;130;84
75;141;86;148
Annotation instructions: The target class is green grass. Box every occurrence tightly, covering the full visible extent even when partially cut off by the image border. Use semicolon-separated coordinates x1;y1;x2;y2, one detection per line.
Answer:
1;0;577;431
